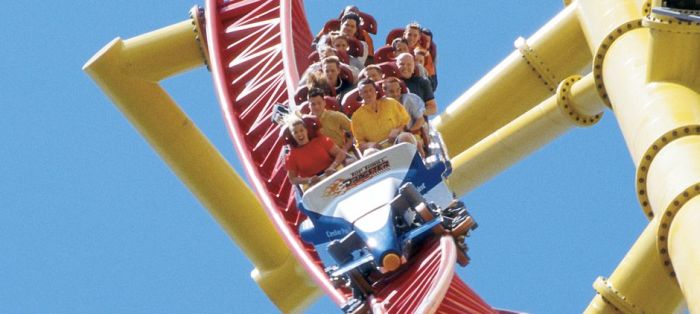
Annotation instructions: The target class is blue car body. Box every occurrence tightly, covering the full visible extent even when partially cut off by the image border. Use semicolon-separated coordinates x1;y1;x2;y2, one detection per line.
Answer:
296;143;453;273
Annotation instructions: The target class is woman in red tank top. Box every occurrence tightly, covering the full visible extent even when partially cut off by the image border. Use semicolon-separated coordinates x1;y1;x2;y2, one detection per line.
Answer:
284;117;346;188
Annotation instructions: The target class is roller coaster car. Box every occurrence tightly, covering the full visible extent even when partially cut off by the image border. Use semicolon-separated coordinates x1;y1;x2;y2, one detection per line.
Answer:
295;139;476;313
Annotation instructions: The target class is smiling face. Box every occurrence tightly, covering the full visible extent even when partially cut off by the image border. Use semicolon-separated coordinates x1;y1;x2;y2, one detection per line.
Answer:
332;37;349;52
340;19;357;38
309;95;326;116
396;53;414;79
359;83;377;105
382;80;401;100
365;68;382;81
405;27;421;48
394;41;409;55
414;53;425;66
322;61;339;84
291;123;309;146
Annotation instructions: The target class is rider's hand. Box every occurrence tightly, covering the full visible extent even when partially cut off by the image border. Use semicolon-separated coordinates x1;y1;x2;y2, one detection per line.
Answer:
325;162;339;175
388;128;401;142
307;175;320;185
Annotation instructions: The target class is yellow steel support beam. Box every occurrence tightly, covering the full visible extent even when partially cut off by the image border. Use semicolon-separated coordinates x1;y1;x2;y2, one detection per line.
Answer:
669;196;700;313
447;74;604;196
83;18;319;313
576;0;700;311
434;3;591;158
583;218;684;314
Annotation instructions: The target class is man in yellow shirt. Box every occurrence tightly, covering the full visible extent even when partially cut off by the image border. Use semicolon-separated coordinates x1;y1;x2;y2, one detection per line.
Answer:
307;88;355;156
351;79;416;155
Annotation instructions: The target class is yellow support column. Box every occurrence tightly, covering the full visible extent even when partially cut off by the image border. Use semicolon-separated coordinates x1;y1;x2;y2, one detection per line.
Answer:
583;219;684;314
434;3;591;157
576;0;700;311
83;16;319;313
643;9;700;311
447;74;604;196
668;197;700;312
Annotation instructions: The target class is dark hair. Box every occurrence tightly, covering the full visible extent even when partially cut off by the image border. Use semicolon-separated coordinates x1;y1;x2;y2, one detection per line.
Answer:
308;87;325;99
307;73;333;96
391;37;408;50
343;5;358;15
364;64;381;72
341;12;361;28
383;76;401;85
421;28;433;38
358;78;376;89
321;55;341;67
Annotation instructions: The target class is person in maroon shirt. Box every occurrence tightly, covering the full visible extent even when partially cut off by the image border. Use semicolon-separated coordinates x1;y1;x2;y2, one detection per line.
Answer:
284;117;346;188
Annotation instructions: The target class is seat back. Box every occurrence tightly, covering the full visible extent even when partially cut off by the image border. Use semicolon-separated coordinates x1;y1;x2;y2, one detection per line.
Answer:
346;37;364;58
377;62;400;79
335;9;378;34
385;28;404;45
341;82;384;117
356;11;377;35
294;86;308;105
297;96;342;114
341;88;362;117
374;45;395;64
321;19;341;35
338;63;356;85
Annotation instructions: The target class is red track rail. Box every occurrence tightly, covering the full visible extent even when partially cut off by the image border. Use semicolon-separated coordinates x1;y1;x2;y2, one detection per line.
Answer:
205;0;495;312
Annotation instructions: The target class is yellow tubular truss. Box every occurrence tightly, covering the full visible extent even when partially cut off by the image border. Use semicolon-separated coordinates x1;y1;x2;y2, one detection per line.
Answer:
83;1;700;312
434;3;591;158
583;219;684;314
447;74;604;197
83;18;318;313
442;0;700;311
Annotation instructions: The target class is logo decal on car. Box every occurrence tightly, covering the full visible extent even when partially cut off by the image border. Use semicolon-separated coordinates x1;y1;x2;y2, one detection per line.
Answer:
323;158;391;197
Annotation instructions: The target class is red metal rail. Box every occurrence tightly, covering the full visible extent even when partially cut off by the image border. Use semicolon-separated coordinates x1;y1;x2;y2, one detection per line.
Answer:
205;0;495;312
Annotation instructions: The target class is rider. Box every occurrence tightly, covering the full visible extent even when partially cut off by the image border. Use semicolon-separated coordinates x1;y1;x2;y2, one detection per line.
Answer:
306;88;356;162
285;116;346;188
350;78;415;155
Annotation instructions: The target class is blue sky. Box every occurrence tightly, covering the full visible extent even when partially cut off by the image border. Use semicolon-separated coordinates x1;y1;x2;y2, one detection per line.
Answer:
1;1;650;313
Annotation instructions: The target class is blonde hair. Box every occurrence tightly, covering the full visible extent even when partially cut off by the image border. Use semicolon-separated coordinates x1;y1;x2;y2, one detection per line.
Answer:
404;22;421;35
284;115;305;133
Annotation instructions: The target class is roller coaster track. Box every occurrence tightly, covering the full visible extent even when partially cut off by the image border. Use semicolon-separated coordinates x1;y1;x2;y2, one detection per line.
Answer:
205;0;495;312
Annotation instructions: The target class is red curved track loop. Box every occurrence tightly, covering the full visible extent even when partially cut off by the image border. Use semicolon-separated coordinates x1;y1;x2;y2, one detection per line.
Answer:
205;0;495;312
